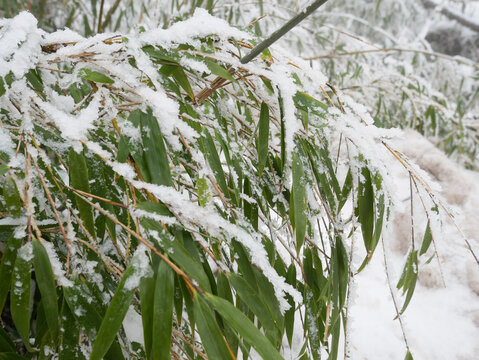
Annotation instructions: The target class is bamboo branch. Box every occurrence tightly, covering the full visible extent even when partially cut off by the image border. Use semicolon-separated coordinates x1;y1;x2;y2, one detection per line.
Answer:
420;0;479;33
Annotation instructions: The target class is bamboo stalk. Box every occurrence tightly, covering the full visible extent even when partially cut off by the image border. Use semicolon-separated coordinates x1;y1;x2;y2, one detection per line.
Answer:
240;0;329;64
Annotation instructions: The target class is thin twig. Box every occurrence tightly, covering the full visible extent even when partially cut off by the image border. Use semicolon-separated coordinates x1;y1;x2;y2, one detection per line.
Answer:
306;48;478;69
382;238;412;354
98;0;105;33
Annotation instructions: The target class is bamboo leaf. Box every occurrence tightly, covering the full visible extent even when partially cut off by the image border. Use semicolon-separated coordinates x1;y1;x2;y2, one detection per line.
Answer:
205;293;284;360
229;273;281;346
257;101;270;175
0;76;5;97
140;110;172;187
197;176;210;206
356;167;376;272
0;326;15;352
292;153;307;250
420;221;432;256
89;257;139;360
160;64;195;100
0;353;27;360
32;238;59;340
140;276;155;359
338;169;352;212
25;69;44;93
201;130;229;196
142;45;179;63
10;243;32;350
293;91;328;116
216;271;238;355
358;167;374;250
193;294;234;360
69;148;96;238
3;176;22;218
204;59;235;81
152;260;174;360
396;250;418;315
79;68;114;84
141;217;212;292
63;278;104;339
59;298;84;359
0;234;22;314
0;164;9;176
285;264;296;347
64;278;125;360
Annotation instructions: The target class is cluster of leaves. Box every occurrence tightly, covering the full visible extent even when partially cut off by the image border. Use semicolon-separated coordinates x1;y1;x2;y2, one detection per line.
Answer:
0;6;458;360
7;0;477;170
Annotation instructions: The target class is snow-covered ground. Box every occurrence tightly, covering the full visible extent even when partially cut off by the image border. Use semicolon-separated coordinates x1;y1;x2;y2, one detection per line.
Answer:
349;130;479;359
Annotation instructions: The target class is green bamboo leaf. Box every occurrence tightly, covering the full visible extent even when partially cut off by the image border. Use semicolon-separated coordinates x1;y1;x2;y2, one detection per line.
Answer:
396;250;418;315
90;258;140;360
34;300;50;352
135;201;171;216
253;269;284;332
405;350;414;360
201;130;229;196
0;164;9;176
10;243;32;350
338;169;352;212
142;45;179;63
32;238;59;340
228;273;281;346
358;167;374;248
140;110;172;187
69;148;96;238
140;276;155;359
204;59;235;81
318;146;341;200
68;83;82;103
293;91;328;116
278;94;286;171
197;176;210;206
117;136;130;163
64;278;125;360
420;221;433;256
124;110;151;182
292;153;307;250
79;68;114;84
0;77;5;97
193;294;234;360
285;264;296;347
331;236;349;309
59;298;84;360
205;293;284;360
257;102;270;175
0;353;27;360
160;64;195;100
152;260;174;360
232;241;259;293
371;175;385;250
3;176;22;218
0;234;22;314
356;167;375;272
141;217;212;292
25;69;44;93
173;275;183;325
243;177;258;230
63;278;104;339
0;326;15;352
216;271;238;355
85;156;118;242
